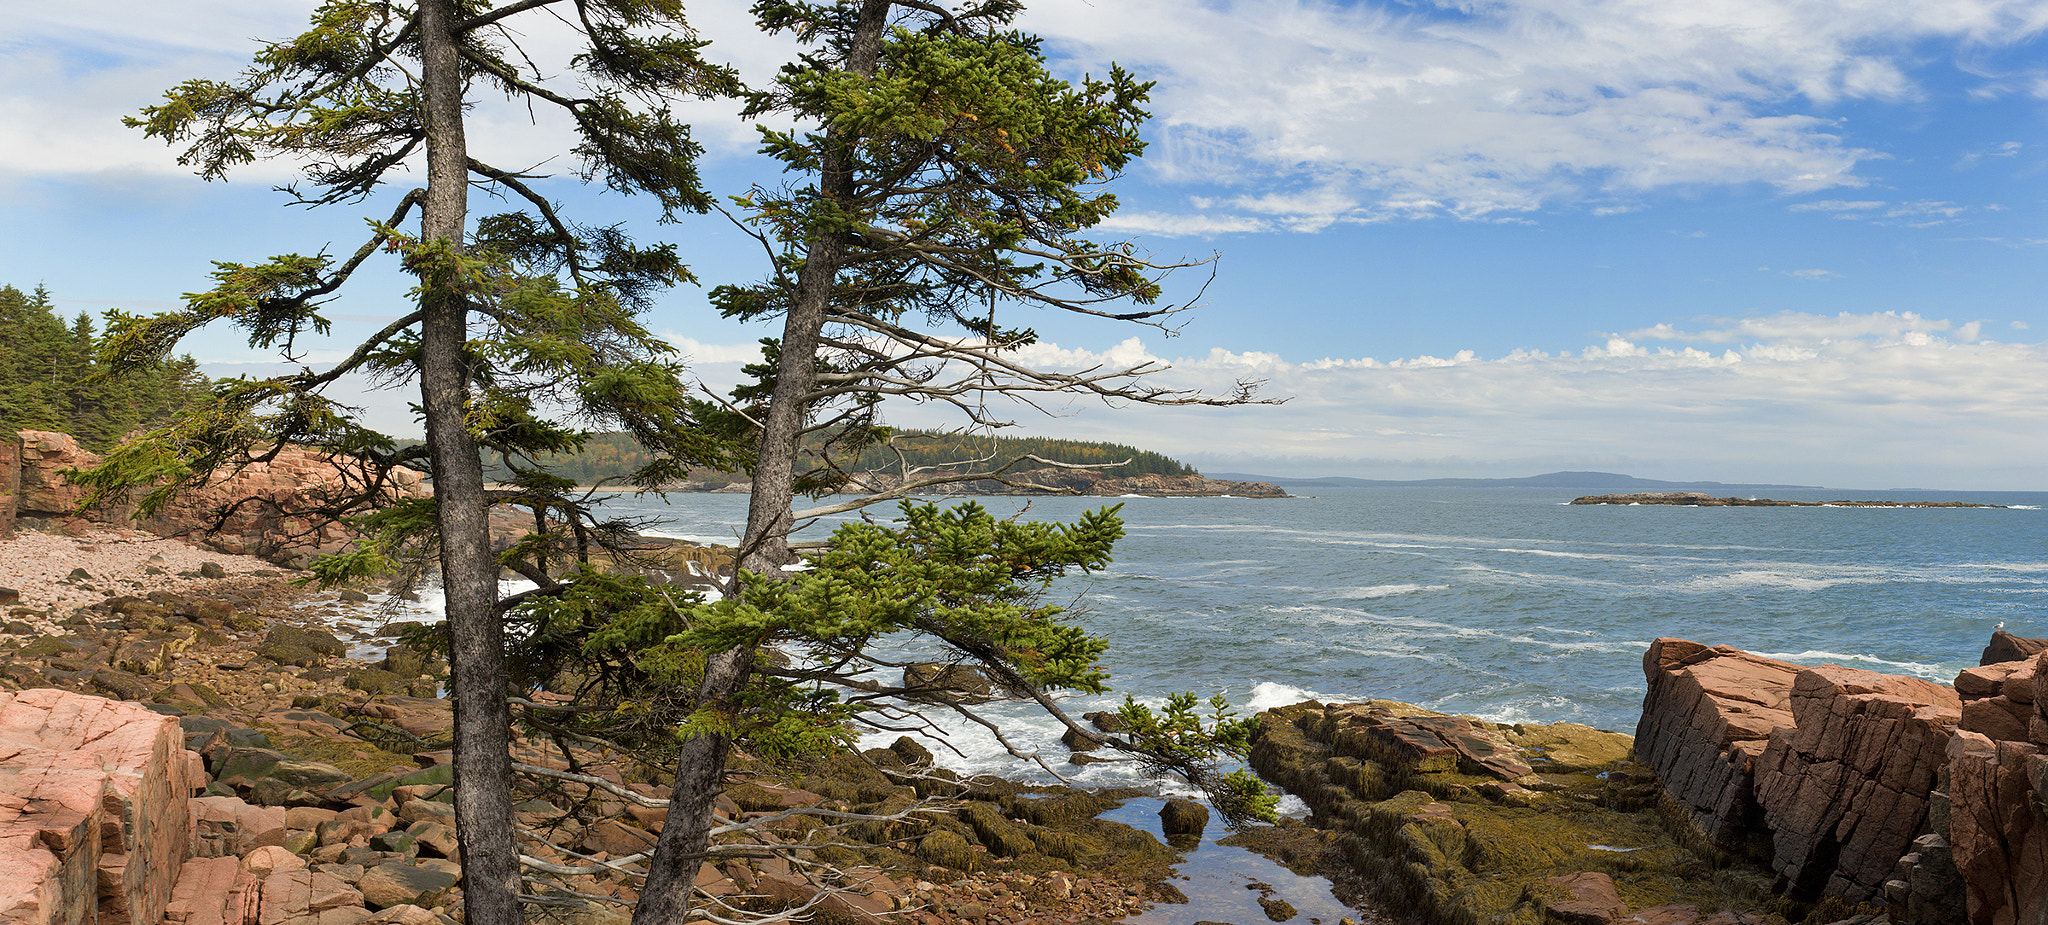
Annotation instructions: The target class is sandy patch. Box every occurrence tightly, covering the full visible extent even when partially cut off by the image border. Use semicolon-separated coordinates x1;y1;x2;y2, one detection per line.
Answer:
0;527;293;623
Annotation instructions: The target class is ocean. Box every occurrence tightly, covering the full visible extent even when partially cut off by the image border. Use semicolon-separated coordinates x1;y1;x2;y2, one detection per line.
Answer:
580;484;2048;789
335;483;2047;920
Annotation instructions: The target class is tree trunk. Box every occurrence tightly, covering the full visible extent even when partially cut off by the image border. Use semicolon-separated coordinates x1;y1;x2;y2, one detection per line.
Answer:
416;2;523;924
631;3;896;922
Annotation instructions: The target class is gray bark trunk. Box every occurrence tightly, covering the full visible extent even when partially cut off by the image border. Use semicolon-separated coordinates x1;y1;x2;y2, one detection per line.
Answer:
630;3;896;922
417;2;523;924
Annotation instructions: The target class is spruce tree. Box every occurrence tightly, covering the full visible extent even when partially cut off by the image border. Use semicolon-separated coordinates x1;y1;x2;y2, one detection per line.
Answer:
629;3;1267;920
92;4;740;922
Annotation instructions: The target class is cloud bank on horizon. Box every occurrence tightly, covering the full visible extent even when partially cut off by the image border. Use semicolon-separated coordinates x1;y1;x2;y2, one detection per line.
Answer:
649;309;2048;489
6;0;2048;489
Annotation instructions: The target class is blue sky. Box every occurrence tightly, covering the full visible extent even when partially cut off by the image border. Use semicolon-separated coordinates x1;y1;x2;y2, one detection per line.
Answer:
6;0;2048;489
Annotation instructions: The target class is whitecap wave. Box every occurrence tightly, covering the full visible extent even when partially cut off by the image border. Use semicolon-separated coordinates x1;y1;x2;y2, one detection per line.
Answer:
1333;583;1447;599
1246;681;1319;712
1753;649;1950;678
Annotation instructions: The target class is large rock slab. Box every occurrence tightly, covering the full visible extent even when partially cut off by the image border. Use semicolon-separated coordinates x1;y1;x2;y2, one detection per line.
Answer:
1945;729;2048;925
1634;638;1803;848
1750;665;1959;902
0;689;205;925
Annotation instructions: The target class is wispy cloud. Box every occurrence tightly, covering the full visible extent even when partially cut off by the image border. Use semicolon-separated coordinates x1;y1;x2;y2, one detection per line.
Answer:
1027;0;2048;230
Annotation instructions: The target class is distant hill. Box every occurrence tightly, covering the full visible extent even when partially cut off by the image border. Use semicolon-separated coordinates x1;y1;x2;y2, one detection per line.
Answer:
1203;470;1827;492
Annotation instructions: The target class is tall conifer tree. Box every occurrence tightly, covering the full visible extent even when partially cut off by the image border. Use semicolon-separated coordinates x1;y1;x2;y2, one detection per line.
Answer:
97;4;739;922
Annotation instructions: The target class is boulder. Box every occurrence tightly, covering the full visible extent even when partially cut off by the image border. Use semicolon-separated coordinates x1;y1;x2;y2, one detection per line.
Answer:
1981;630;2047;667
1749;665;1959;902
900;664;1000;704
1159;799;1208;840
1634;638;1802;847
354;862;457;910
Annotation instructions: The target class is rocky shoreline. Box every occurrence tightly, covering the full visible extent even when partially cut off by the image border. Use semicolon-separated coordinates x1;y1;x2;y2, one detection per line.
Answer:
2;516;2041;925
3;430;2041;925
666;469;1291;499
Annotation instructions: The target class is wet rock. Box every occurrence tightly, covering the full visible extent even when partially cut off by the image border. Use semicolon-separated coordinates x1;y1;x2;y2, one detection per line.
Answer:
902;663;1000;703
1160;798;1208;839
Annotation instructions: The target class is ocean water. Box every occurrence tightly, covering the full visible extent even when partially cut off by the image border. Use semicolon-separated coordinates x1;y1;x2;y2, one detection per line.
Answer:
586;485;2048;791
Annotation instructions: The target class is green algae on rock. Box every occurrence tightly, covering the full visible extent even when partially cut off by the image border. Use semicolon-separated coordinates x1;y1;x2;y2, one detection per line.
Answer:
1249;700;1777;925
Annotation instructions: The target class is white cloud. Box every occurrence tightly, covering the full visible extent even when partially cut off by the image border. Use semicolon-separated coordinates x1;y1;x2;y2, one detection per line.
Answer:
1789;200;1888;212
658;310;2048;487
1025;0;2048;229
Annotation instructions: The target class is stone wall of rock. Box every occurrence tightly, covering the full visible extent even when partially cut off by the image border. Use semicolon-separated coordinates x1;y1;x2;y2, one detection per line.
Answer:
4;431;424;567
1638;637;2048;924
1946;651;2048;925
1632;638;1801;851
1750;665;1958;902
0;689;205;925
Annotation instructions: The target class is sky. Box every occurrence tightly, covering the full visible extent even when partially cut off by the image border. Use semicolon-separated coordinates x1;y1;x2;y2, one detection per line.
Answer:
6;0;2048;490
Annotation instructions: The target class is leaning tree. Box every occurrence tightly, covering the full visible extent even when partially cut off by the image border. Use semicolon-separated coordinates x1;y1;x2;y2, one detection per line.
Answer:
624;2;1272;922
89;3;741;922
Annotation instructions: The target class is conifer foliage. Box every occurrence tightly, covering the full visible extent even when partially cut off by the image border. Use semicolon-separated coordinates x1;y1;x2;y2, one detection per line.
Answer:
0;284;208;450
97;4;742;924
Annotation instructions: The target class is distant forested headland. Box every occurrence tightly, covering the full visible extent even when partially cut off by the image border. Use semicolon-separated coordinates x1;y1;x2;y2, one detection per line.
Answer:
0;284;211;450
476;429;1200;487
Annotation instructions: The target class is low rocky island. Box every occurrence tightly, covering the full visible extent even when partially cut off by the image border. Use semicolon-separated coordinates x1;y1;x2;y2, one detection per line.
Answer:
1571;492;2002;508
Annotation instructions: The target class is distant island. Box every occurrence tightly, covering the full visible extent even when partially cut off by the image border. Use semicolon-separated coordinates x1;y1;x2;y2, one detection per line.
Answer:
1570;492;2003;508
1204;470;1826;492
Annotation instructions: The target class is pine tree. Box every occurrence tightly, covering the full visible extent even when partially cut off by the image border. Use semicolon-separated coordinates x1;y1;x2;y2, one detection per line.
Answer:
628;3;1268;920
88;4;742;922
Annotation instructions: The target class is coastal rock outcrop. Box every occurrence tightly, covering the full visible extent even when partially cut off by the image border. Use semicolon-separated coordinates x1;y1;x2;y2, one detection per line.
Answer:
1572;493;1999;508
1632;638;1801;851
1749;665;1959;901
0;689;205;925
1637;637;2048;925
1248;698;1766;925
2;431;423;566
1946;650;2048;925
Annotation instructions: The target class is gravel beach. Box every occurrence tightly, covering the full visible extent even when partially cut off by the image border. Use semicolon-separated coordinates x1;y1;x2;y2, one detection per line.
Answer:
0;526;290;628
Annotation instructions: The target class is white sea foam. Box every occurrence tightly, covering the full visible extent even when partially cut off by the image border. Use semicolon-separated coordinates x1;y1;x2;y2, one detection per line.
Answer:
1754;649;1949;678
1333;583;1447;599
633;527;741;545
1674;569;1886;592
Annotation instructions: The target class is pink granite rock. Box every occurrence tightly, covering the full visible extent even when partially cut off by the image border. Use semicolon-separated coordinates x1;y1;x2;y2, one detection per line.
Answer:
1750;666;1959;902
0;689;204;925
1635;639;1804;845
6;431;424;567
1945;730;2048;925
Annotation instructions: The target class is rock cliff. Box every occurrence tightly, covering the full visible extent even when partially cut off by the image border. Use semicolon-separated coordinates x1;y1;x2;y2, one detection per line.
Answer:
1;432;423;567
1636;636;2047;925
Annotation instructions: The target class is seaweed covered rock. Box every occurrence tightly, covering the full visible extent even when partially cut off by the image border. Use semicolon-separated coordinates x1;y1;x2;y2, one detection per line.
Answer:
1249;699;1772;925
